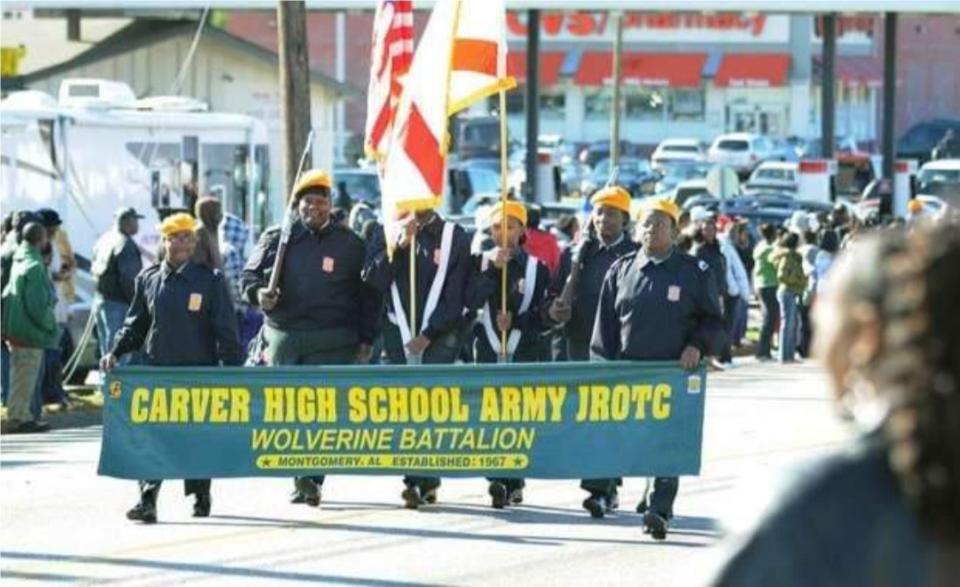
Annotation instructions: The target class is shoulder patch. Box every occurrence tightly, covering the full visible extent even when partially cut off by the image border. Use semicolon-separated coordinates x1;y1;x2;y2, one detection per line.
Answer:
698;260;710;272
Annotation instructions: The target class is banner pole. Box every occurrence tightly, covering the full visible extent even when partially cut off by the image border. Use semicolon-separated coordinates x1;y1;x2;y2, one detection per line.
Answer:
499;87;509;363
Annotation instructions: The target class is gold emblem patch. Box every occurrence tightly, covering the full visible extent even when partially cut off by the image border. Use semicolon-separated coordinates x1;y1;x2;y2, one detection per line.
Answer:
109;380;122;399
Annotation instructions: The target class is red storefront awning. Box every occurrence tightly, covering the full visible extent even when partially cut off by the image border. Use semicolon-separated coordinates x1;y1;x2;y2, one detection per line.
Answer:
574;52;707;88
714;54;791;87
813;56;883;87
506;52;566;86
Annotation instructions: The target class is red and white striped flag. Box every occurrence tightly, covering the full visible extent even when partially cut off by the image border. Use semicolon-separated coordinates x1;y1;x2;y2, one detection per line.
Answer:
380;0;514;250
364;0;414;162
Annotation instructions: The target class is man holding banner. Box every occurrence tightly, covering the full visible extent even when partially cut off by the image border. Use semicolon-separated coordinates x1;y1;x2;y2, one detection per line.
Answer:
100;213;242;524
591;198;723;539
471;200;556;508
240;170;383;508
363;206;472;508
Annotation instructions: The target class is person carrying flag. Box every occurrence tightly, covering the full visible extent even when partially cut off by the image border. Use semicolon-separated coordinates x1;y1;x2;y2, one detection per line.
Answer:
363;204;472;509
469;200;556;508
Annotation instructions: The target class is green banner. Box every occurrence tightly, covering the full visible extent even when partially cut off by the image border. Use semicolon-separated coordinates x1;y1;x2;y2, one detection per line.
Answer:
98;362;706;480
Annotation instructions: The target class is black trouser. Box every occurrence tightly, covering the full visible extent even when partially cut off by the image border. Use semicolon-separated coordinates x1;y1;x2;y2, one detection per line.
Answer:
581;478;621;497
718;294;739;362
263;325;363;493
384;322;461;493
139;479;210;502
487;478;525;491
797;297;814;358
756;286;780;359
641;477;679;519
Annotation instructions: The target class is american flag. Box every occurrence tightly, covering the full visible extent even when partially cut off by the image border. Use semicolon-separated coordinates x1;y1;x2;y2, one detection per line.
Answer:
364;0;414;163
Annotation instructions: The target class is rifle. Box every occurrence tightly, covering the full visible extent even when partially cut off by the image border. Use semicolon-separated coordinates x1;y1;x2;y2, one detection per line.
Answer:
266;130;315;296
555;165;619;312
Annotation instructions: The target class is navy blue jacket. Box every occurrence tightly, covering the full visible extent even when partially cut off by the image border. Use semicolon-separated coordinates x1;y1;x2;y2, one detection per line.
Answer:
363;215;471;340
241;219;382;343
565;234;639;357
590;247;723;361
470;249;554;362
112;261;242;366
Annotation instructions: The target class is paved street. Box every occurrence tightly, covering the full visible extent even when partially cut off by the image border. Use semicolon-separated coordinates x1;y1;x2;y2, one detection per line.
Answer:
0;359;852;586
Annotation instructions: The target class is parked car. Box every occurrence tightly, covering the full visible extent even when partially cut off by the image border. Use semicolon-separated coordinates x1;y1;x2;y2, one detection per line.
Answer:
667;179;712;208
897;118;960;165
799;136;863;159
707;133;776;177
744;161;799;195
332;167;381;207
580;157;658;198
654;161;713;194
916;159;960;203
578;140;641;169
769;137;800;162
650;138;706;169
684;193;834;232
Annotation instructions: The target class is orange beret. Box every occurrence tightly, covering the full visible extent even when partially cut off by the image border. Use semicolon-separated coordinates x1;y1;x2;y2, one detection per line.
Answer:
488;200;528;226
590;186;631;214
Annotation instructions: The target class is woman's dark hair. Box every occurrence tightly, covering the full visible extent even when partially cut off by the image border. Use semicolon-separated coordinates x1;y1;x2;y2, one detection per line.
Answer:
779;232;799;249
844;225;960;543
820;229;840;254
759;223;777;243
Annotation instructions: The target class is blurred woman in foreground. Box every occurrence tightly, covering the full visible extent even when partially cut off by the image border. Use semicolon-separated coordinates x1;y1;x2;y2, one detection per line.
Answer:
709;223;960;585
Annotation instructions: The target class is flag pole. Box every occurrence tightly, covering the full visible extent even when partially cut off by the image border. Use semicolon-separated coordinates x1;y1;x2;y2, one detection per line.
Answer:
498;87;509;363
408;229;418;363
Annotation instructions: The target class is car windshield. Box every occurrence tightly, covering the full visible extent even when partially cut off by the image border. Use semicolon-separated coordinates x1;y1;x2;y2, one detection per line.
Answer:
467;168;501;194
337;174;381;202
663;163;711;180
920;169;960;183
755;169;795;181
663;144;699;153
717;140;749;151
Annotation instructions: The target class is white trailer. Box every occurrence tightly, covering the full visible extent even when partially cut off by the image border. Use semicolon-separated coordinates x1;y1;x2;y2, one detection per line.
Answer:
1;79;271;264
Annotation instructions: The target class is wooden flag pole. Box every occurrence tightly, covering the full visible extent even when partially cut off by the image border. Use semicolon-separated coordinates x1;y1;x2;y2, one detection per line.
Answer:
498;87;509;363
409;230;419;364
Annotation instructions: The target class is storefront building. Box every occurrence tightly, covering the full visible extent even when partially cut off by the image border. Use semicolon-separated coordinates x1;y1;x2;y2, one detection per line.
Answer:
501;11;883;148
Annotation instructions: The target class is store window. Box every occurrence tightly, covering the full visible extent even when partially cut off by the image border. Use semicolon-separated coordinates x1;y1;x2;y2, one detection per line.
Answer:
624;87;666;120
584;87;613;119
669;88;705;122
539;91;566;119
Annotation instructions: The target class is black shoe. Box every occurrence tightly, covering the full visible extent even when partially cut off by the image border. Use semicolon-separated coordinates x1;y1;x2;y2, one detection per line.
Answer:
508;488;523;505
293;478;321;507
11;420;51;434
643;511;669;540
607;491;620;512
126;501;157;524
401;486;421;510
583;495;607;519
488;482;507;509
423;488;438;504
636;500;648;514
193;493;211;517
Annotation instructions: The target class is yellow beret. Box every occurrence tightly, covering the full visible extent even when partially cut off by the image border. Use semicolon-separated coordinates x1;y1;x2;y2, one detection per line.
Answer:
158;213;197;237
907;198;923;214
590;186;632;214
488;200;528;226
293;169;332;197
638;198;680;224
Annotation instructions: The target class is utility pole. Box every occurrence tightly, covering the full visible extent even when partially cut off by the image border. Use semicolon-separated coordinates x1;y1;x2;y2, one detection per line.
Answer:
277;0;313;197
610;11;623;168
